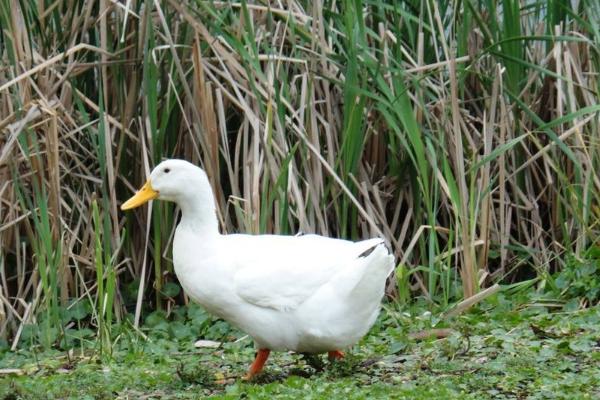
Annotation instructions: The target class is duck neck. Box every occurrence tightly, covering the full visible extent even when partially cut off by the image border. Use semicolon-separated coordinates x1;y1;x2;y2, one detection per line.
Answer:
177;192;219;235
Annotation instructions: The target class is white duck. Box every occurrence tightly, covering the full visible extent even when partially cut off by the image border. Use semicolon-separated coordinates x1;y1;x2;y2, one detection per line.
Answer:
121;159;394;379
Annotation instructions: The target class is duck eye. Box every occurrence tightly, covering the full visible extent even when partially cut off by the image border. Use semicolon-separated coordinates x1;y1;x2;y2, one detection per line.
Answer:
164;168;170;173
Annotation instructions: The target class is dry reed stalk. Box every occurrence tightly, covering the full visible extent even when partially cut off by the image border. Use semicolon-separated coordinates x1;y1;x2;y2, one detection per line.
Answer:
0;0;598;343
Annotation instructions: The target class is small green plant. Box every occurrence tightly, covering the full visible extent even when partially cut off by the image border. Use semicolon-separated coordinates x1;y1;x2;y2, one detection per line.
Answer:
550;247;600;308
324;353;362;379
176;361;218;388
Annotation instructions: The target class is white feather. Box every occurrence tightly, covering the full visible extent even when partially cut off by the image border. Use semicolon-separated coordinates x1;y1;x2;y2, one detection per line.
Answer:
148;159;395;352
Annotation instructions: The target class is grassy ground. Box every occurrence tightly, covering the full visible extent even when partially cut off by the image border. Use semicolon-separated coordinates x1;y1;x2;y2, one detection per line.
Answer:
2;296;599;399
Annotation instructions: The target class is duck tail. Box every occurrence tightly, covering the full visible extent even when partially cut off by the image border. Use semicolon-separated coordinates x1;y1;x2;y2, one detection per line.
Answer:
327;240;394;302
350;242;394;297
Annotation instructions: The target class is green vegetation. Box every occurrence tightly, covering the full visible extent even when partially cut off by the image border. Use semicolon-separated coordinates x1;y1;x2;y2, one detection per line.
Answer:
1;0;600;397
2;295;600;399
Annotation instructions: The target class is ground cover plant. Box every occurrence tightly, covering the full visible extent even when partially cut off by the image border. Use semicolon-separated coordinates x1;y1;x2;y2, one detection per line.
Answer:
1;0;600;398
1;293;600;399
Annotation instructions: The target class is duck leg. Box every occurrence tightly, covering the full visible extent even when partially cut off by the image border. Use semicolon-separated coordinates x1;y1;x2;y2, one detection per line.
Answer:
243;348;270;380
328;350;345;360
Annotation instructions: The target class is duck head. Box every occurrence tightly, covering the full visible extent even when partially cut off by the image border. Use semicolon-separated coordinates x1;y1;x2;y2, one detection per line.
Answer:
121;159;212;210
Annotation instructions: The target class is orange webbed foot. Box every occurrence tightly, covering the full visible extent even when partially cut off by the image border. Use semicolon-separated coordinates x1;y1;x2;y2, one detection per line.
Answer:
328;350;345;361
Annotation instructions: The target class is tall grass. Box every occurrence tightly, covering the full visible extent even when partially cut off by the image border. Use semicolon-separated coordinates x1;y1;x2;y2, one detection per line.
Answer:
0;0;599;344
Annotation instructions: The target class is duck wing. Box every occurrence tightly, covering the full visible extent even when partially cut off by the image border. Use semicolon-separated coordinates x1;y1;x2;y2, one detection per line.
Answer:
229;234;385;312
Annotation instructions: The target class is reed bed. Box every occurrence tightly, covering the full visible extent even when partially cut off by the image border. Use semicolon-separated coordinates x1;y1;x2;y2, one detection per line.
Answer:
0;0;599;346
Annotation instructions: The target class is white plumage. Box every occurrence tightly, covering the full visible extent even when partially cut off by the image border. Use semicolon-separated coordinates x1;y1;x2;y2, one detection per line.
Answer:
122;159;395;376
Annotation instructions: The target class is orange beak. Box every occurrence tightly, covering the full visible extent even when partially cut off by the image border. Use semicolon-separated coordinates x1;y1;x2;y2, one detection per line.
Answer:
121;180;159;210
